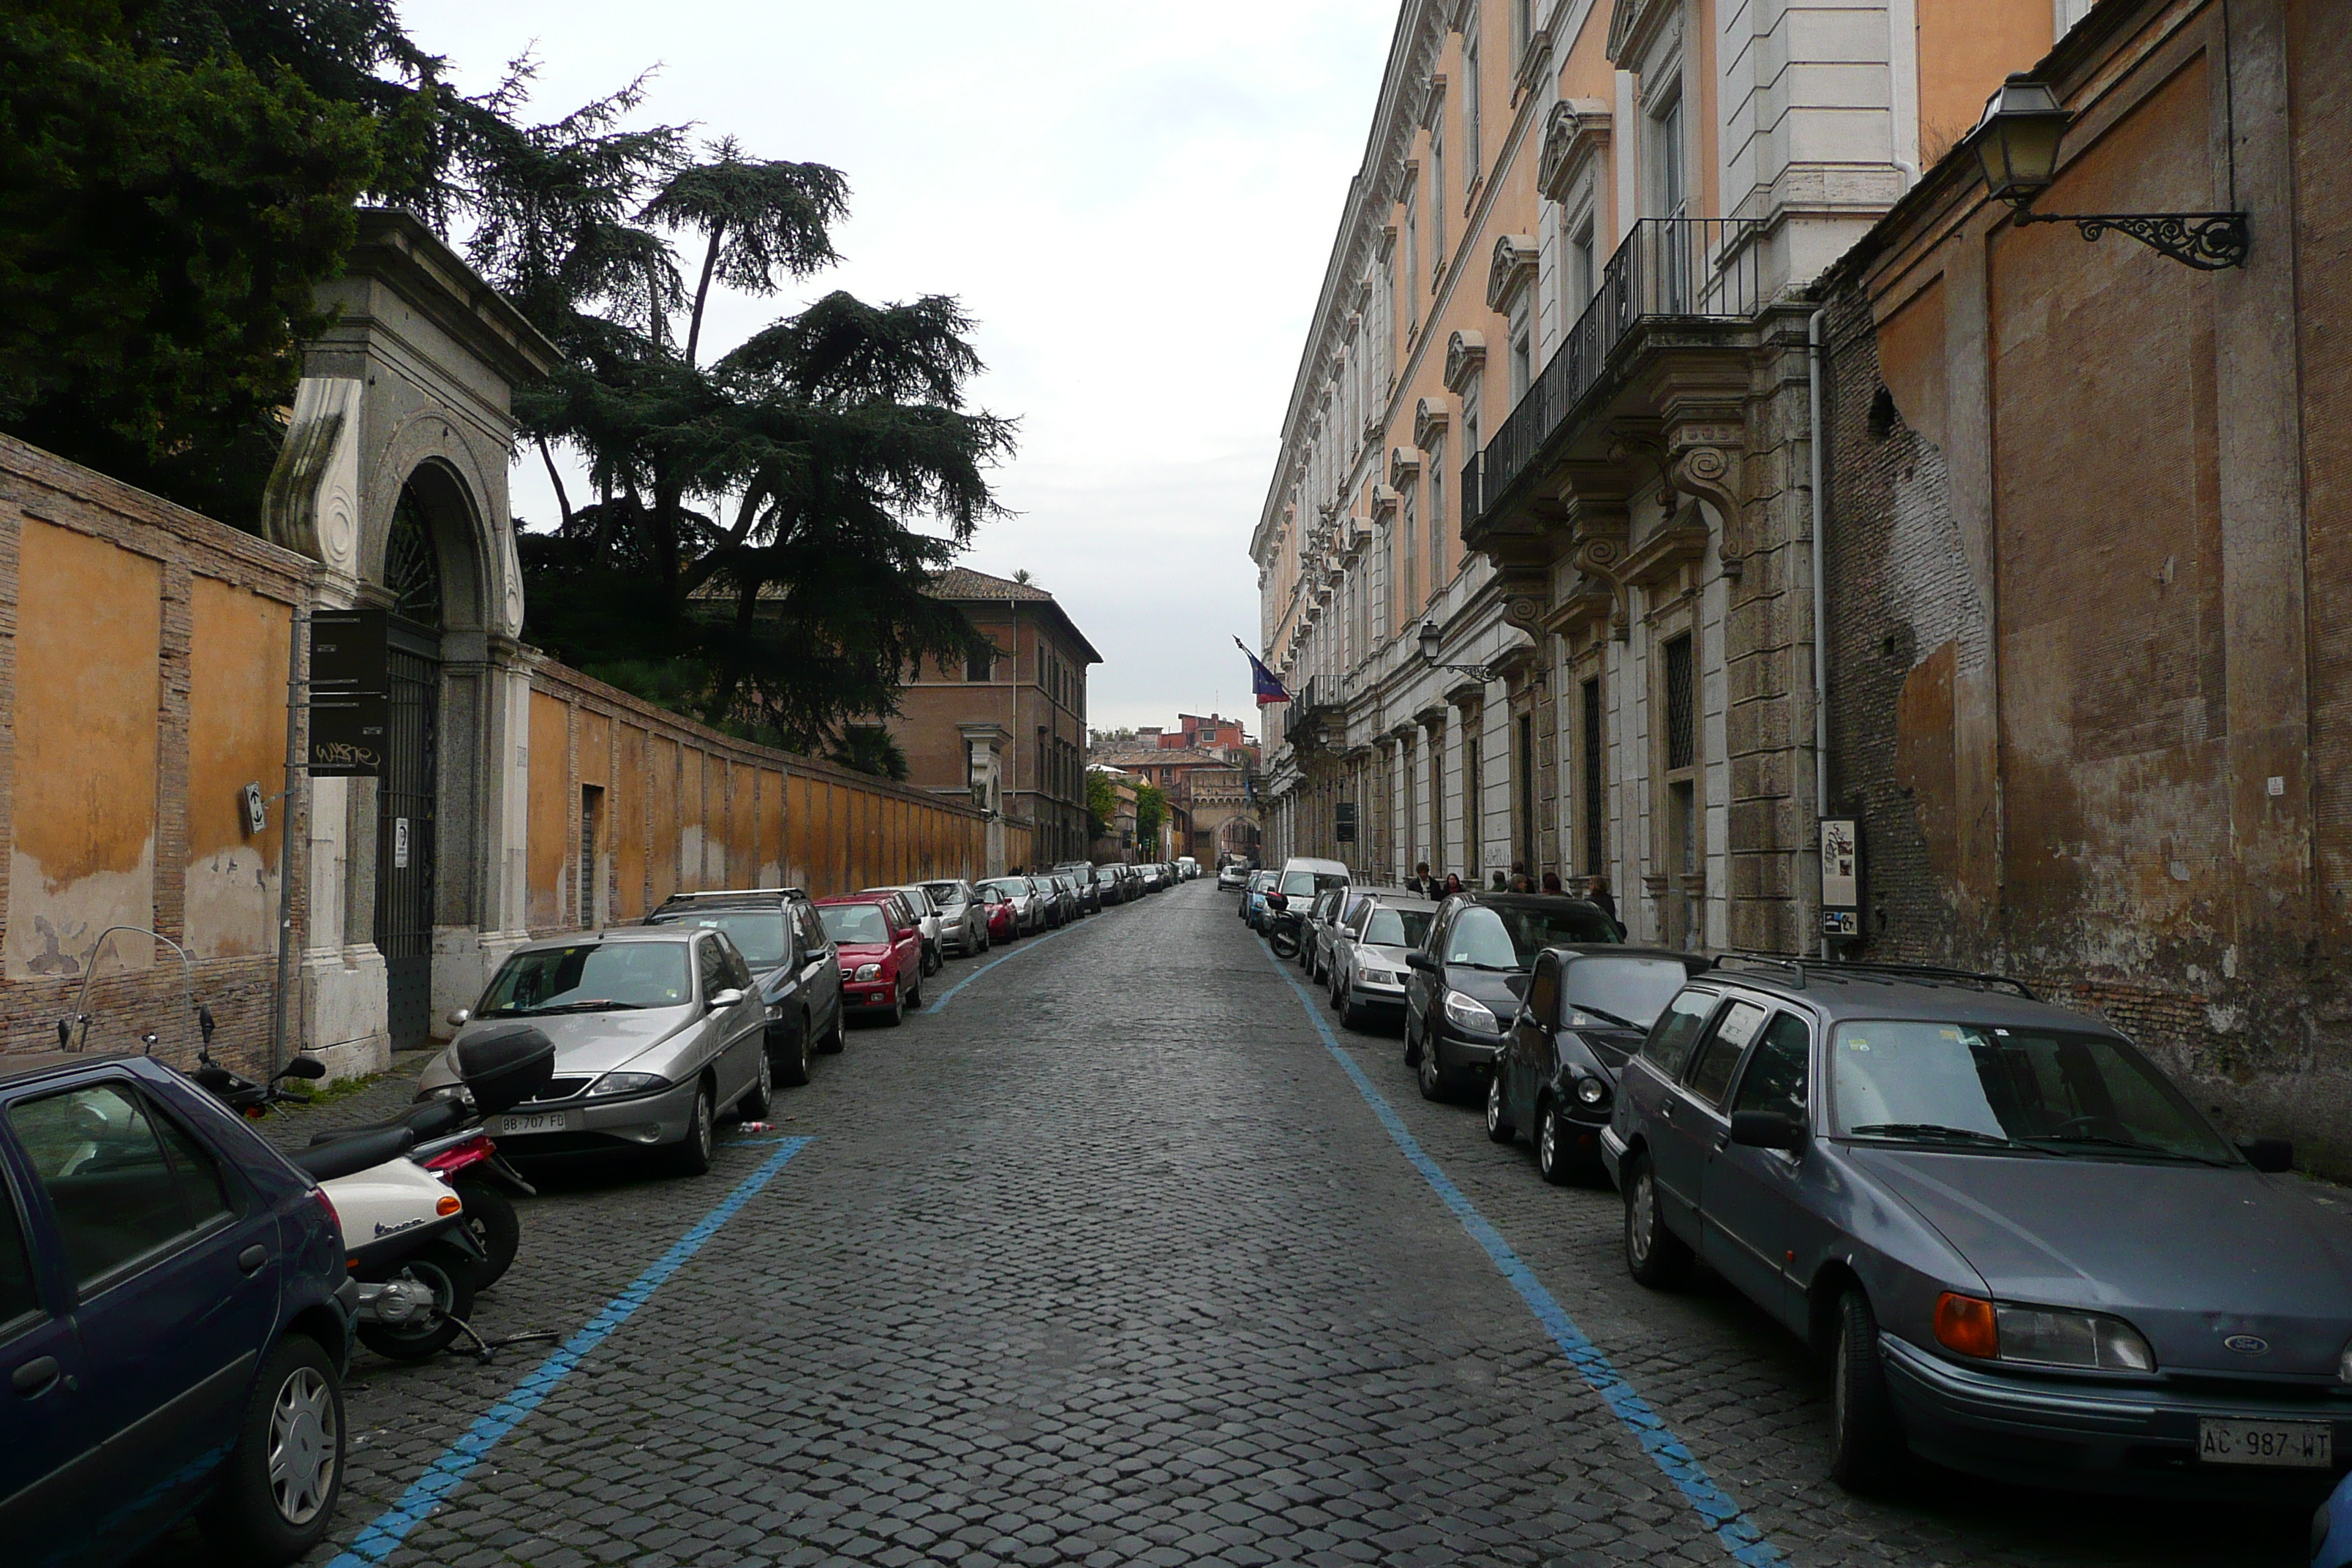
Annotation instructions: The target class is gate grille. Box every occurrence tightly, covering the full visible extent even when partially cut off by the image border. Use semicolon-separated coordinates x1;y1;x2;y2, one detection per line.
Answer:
375;634;437;1048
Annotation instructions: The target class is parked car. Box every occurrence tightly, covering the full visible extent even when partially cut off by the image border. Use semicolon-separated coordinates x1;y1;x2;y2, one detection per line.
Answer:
1488;945;1708;1181
862;885;945;976
0;1051;355;1566
1054;863;1104;915
1326;892;1438;1030
815;896;927;1023
1218;862;1248;889
2314;1469;2352;1568
1177;856;1199;880
1602;958;2352;1499
1271;862;1350;943
1243;870;1278;928
423;926;772;1172
976;881;1021;944
1403;892;1618;1101
644;888;845;1087
976;875;1047;935
1303;886;1367;981
1092;864;1129;905
921;880;990;956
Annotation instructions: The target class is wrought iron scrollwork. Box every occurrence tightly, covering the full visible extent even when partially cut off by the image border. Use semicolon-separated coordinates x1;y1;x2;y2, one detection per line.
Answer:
2020;209;2250;271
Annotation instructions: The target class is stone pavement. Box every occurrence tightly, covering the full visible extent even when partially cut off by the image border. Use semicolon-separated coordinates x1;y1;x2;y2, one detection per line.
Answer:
139;881;2310;1567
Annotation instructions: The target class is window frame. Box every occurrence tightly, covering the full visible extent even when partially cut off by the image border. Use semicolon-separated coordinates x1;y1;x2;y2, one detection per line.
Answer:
1684;996;1772;1109
1727;1010;1815;1126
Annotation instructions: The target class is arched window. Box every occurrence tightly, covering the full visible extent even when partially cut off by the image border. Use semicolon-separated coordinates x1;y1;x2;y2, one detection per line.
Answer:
386;488;445;630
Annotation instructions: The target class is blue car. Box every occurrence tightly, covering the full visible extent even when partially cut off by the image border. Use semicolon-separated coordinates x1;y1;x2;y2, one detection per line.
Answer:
0;1050;355;1566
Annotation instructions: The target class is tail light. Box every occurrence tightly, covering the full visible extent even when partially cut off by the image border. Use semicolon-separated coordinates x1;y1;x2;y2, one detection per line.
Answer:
312;1186;345;1254
421;1133;496;1175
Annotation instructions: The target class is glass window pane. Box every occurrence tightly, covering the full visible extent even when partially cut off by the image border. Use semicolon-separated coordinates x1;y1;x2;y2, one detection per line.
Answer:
1687;1000;1769;1106
1730;1014;1811;1122
10;1083;193;1288
0;1176;42;1330
1641;990;1715;1078
151;1108;232;1229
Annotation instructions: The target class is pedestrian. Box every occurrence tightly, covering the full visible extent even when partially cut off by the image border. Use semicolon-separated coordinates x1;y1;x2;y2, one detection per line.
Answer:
1410;860;1433;896
1443;872;1464;896
1587;871;1618;927
1490;870;1507;891
1542;870;1563;893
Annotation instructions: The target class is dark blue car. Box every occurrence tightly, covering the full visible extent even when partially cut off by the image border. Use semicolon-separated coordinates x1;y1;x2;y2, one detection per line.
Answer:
0;1051;354;1566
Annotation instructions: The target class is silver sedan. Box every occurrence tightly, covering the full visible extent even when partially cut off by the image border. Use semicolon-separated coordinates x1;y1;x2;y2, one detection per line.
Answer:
418;927;771;1175
920;879;991;956
1327;892;1439;1032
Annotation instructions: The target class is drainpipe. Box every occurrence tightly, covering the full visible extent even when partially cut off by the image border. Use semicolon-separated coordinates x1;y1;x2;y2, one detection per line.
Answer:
1808;306;1831;960
269;599;309;1075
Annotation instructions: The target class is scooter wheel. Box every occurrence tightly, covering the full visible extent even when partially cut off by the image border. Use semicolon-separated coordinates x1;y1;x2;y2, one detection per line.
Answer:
451;1177;519;1289
356;1245;476;1361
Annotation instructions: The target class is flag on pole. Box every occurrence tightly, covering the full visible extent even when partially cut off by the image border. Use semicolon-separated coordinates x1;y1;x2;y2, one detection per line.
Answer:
1235;637;1290;706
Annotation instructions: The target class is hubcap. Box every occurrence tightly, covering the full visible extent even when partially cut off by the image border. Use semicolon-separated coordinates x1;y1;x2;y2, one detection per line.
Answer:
1629;1172;1654;1262
697;1095;713;1157
1540;1112;1556;1169
1487;1078;1503;1131
267;1366;336;1525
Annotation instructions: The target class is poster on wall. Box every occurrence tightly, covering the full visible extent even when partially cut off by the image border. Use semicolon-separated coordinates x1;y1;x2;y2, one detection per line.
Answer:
1820;818;1861;938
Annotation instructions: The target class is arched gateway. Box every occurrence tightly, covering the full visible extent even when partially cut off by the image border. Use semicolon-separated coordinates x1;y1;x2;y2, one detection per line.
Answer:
263;209;557;1067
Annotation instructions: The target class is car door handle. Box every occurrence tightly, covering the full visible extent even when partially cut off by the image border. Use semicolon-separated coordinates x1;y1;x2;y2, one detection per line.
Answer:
12;1356;59;1397
1660;1101;1676;1121
238;1244;269;1275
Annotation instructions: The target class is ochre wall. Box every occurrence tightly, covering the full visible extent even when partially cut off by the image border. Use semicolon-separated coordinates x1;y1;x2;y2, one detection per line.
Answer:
185;575;291;959
1915;0;2051;165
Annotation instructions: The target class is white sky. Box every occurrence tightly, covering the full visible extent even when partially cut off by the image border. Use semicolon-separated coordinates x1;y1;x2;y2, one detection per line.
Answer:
402;0;1395;736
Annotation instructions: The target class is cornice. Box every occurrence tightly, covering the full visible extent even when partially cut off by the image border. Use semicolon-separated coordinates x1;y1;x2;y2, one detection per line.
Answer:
1539;99;1613;203
1485;233;1539;310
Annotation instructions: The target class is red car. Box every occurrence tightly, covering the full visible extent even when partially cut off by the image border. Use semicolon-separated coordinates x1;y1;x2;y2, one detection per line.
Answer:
815;895;925;1025
979;884;1019;945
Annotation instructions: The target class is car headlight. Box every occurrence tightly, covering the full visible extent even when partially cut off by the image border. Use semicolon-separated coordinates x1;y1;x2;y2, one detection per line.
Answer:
1358;965;1395;985
853;962;883;981
1574;1075;1607;1106
1934;1293;2155;1371
1442;990;1501;1033
587;1071;669;1098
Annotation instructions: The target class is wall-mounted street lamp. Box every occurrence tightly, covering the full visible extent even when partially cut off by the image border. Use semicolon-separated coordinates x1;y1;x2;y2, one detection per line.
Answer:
1963;73;2248;271
1418;621;1505;685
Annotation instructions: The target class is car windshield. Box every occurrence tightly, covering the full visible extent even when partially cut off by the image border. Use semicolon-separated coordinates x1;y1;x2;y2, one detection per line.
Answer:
1561;956;1691;1029
923;882;965;905
479;943;690;1015
978;878;1028;897
1828;1021;2237;1163
1281;870;1346;898
647;909;787;967
819;904;892;945
1363;909;1433;948
1446;904;1617;969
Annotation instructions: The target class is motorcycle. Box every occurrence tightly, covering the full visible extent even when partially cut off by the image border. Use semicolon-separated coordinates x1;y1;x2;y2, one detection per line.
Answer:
1264;891;1305;960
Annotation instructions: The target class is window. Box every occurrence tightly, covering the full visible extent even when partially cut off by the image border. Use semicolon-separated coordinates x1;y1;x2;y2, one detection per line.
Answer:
1463;10;1482;191
1426;435;1447;589
1512;0;1533;56
1431;125;1447;276
1580;676;1605;875
716;936;754;991
1569;214;1597;313
10;1083;233;1290
1641;990;1716;1079
649;908;790;968
0;1172;39;1335
1732;1013;1812;1123
1687;999;1771;1107
1508;291;1533;404
1463;728;1482;879
1517;713;1536;873
578;785;603;930
1662;632;1698;929
478;942;691;1014
796;903;829;957
1524;951;1559;1024
968;645;994;682
1652;88;1686;220
1406;209;1421;330
1402;495;1420;614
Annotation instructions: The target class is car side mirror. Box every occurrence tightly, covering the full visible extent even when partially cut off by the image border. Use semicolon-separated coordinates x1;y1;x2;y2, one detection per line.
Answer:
2239;1137;2293;1173
279;1056;328;1081
1730;1110;1806;1151
447;1008;471;1028
708;988;747;1010
1405;951;1437;973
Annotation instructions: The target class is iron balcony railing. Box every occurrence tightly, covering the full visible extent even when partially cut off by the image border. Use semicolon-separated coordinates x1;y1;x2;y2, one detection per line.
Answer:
1463;216;1764;528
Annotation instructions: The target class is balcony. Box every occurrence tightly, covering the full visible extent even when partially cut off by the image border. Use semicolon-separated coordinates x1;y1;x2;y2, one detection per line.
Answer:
1463;217;1763;538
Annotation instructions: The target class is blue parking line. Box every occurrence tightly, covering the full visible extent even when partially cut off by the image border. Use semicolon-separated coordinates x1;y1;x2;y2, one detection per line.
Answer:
327;1137;815;1567
1264;951;1784;1567
927;917;1084;1011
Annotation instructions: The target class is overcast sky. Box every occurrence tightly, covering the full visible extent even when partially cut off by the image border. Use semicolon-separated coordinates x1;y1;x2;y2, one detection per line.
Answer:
402;0;1393;737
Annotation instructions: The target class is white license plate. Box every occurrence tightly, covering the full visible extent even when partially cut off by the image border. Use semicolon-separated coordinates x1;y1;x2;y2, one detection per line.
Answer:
496;1112;570;1136
2198;1417;2333;1468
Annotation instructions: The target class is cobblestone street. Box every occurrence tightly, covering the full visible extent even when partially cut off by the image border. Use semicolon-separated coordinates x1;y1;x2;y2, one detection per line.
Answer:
140;883;2310;1568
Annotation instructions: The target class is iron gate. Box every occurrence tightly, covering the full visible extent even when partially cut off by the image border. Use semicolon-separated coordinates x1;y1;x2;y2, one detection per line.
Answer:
374;628;438;1047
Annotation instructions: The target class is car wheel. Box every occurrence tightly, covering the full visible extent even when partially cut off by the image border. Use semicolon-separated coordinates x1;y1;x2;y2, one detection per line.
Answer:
924;943;942;977
1829;1289;1906;1491
818;1005;846;1055
666;1082;716;1176
1417;1038;1447;1102
451;1177;520;1287
774;1018;813;1087
1622;1153;1692;1288
1535;1098;1575;1186
1339;984;1364;1032
905;970;924;1011
200;1332;343;1562
356;1245;475;1360
1485;1074;1515;1143
736;1046;774;1121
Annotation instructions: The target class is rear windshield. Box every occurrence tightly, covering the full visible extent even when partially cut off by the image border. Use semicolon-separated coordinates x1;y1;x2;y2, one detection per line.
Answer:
819;905;892;945
1445;903;1618;969
1561;955;1690;1030
1363;909;1433;948
977;878;1030;897
923;882;966;905
1282;870;1347;897
647;909;788;967
479;943;690;1015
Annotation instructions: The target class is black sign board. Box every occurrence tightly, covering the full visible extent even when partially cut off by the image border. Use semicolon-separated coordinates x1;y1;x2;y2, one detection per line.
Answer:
310;607;388;695
309;608;389;776
1335;800;1356;843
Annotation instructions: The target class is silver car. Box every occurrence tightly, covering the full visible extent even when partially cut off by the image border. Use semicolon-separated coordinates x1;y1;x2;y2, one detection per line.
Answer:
921;879;990;956
864;885;945;975
1327;892;1439;1031
418;927;770;1175
976;875;1047;935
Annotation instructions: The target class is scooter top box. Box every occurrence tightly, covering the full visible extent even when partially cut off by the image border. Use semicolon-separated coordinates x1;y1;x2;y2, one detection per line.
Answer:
454;1022;557;1116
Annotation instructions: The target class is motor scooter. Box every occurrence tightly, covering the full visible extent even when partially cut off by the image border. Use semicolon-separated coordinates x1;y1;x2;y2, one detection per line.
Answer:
1264;891;1305;959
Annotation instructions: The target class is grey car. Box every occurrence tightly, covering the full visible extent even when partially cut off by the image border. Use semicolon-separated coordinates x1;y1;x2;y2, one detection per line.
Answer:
1325;892;1437;1030
976;875;1047;935
419;926;770;1175
1602;958;2352;1500
864;885;945;975
644;889;845;1087
921;879;990;956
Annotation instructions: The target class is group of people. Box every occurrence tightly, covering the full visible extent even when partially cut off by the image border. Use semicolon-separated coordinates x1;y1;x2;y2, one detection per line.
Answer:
1398;861;1618;921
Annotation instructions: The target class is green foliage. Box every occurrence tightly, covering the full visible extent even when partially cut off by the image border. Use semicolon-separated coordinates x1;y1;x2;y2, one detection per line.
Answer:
0;1;380;517
828;726;908;783
1134;783;1166;848
1085;769;1117;839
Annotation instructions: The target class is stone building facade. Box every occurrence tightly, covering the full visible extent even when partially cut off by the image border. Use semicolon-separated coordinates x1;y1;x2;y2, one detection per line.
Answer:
1817;0;2352;1166
1250;0;2057;946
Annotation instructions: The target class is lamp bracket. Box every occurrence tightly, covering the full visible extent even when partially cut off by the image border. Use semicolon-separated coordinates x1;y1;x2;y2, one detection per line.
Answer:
2016;208;2249;271
1434;661;1505;685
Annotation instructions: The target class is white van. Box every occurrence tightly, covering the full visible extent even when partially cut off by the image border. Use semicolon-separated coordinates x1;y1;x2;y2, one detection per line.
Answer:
1275;856;1352;904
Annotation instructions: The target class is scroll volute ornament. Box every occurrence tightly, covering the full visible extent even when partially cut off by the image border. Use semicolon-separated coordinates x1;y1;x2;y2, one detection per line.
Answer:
1444;331;1486;393
1668;431;1746;580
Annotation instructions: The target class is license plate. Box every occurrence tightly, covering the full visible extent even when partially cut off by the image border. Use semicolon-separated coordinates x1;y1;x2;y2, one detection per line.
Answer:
2198;1417;2334;1468
496;1112;569;1136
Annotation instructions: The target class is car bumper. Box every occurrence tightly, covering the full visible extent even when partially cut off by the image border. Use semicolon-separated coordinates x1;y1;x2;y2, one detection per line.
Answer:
1878;1333;2352;1498
843;978;904;1009
1344;981;1408;1013
489;1074;706;1157
1431;1028;1506;1074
